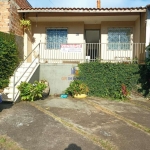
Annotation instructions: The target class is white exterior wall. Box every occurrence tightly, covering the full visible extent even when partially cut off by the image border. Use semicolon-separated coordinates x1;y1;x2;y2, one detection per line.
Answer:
146;20;150;46
31;22;85;63
146;12;150;46
146;7;150;58
101;21;136;61
26;18;145;63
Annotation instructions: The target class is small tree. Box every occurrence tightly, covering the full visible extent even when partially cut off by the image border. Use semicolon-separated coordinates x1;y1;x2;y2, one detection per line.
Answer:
0;32;19;89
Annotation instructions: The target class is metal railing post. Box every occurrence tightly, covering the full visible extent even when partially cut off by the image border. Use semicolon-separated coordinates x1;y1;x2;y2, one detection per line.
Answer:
13;71;16;102
83;43;86;63
39;43;40;63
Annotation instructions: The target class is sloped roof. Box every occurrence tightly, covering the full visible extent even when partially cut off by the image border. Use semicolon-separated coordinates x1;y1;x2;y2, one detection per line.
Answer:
18;6;146;13
15;0;32;8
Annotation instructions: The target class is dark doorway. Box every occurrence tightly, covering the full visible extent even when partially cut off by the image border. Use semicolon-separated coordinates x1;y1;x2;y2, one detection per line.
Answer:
85;30;100;61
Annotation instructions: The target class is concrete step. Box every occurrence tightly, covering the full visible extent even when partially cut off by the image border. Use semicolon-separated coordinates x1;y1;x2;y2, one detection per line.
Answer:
17;67;34;73
3;87;19;94
9;80;23;87
2;62;39;102
14;71;31;77
21;62;37;68
10;76;28;83
7;91;19;99
1;93;12;101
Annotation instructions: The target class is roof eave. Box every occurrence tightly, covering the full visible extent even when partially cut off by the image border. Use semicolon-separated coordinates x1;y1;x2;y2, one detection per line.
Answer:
17;9;147;13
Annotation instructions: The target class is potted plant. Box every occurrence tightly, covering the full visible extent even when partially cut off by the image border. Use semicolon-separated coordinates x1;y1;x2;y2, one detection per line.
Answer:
17;80;47;101
20;19;31;30
65;80;89;98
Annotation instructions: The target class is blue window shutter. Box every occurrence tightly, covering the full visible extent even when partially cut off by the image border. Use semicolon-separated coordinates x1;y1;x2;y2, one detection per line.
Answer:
108;28;131;50
47;29;67;49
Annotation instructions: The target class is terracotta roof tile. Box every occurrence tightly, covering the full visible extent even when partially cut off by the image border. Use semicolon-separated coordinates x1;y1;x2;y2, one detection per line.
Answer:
15;0;32;8
18;6;146;11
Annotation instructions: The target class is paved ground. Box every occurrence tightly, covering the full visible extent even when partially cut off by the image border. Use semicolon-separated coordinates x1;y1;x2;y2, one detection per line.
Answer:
0;96;150;150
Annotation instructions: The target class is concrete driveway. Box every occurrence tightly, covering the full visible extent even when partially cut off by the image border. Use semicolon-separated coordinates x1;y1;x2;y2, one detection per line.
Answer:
0;96;150;150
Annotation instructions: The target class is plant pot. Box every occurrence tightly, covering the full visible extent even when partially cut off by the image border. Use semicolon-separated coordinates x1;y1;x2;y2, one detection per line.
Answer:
42;81;50;99
74;94;87;99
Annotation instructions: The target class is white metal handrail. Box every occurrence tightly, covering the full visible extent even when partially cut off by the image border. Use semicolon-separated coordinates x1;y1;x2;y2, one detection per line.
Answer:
13;43;40;102
38;42;146;64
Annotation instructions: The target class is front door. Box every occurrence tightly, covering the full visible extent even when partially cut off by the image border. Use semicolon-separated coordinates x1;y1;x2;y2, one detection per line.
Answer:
85;30;100;61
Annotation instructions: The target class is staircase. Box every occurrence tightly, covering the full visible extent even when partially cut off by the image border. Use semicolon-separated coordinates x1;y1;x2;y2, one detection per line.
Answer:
1;43;40;103
2;61;39;102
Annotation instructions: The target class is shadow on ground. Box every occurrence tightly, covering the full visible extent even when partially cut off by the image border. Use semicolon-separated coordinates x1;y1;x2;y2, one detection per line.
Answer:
0;102;13;112
64;143;82;150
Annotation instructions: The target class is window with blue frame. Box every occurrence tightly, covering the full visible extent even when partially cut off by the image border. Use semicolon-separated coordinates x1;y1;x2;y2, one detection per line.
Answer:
46;28;67;49
108;28;131;50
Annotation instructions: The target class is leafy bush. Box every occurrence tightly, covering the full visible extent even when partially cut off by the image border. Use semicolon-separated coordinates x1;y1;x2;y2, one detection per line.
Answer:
138;44;150;97
0;32;19;89
65;80;89;97
17;81;47;101
77;62;139;100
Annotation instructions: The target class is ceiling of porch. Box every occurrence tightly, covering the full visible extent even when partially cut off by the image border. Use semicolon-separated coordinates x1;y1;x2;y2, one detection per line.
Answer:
29;15;139;24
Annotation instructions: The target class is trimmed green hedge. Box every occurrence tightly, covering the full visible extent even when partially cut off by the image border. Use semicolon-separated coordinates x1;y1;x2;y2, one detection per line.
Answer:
138;44;150;97
78;62;140;99
0;32;19;89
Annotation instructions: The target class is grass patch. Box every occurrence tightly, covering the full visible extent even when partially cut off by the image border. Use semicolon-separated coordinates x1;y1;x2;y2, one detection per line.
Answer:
0;135;24;150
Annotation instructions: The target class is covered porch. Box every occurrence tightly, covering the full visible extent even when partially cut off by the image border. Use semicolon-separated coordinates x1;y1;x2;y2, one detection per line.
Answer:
18;7;147;64
32;42;146;64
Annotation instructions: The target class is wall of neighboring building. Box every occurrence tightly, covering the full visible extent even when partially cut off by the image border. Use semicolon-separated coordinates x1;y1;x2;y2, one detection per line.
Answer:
9;0;23;36
0;0;31;35
0;0;31;60
14;0;31;8
0;0;10;33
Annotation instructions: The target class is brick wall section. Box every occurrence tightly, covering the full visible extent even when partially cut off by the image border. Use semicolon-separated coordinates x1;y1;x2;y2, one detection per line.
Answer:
0;0;10;33
0;0;31;36
14;0;31;8
9;0;23;36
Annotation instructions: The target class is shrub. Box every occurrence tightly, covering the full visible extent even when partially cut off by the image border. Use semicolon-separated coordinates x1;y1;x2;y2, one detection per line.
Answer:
138;44;150;97
65;80;89;97
77;62;139;100
17;81;47;101
0;32;19;89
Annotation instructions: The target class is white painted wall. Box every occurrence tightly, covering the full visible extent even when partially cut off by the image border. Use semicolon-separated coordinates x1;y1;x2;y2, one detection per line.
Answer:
101;21;135;61
146;20;150;46
31;22;85;63
26;20;144;63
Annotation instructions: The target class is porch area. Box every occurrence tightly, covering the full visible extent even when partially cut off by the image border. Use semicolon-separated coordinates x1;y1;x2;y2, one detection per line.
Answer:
33;43;146;64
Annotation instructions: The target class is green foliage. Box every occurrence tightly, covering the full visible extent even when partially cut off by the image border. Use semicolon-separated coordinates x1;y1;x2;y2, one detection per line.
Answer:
77;62;139;100
17;81;47;101
0;32;19;89
138;44;150;97
20;19;31;29
65;80;89;97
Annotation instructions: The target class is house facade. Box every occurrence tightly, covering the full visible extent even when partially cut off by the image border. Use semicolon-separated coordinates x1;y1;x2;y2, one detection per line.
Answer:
1;0;150;64
1;1;150;100
18;1;150;64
